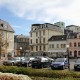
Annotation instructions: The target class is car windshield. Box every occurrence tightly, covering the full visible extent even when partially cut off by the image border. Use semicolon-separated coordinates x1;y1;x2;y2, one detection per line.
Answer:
76;59;80;63
55;58;65;62
12;57;20;60
24;58;30;61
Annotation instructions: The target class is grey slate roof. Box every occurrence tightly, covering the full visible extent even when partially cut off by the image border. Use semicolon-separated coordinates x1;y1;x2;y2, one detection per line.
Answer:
66;25;79;27
0;19;15;32
48;35;67;41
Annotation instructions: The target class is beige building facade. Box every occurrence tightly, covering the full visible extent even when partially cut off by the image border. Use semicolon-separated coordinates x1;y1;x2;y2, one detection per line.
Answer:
66;25;80;33
14;34;30;57
48;35;67;57
30;23;63;56
0;19;14;59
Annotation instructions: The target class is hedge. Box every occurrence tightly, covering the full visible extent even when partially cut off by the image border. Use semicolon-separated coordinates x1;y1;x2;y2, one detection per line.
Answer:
0;66;80;78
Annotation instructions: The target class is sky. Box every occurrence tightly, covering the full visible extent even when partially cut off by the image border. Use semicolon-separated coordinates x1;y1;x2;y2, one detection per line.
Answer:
0;0;80;36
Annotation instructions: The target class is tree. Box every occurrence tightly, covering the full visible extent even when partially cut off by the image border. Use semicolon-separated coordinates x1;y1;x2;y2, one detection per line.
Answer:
0;31;8;59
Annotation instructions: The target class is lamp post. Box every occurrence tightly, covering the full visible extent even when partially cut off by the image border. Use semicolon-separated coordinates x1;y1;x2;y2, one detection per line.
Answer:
66;44;70;71
20;47;22;57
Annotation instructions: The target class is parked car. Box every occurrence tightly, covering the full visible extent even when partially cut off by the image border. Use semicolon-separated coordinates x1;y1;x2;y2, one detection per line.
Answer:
32;57;50;68
3;57;25;66
74;58;80;71
16;57;35;67
51;58;68;70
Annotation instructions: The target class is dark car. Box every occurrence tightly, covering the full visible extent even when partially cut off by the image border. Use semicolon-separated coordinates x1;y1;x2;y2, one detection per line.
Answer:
32;57;50;68
74;58;80;71
16;57;35;67
51;58;68;70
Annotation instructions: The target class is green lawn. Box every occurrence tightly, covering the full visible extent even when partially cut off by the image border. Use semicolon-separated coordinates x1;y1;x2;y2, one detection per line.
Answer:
31;77;80;80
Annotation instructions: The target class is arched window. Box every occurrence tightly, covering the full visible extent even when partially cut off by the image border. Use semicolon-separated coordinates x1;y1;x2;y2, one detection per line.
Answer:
78;51;80;55
78;42;80;47
74;50;77;57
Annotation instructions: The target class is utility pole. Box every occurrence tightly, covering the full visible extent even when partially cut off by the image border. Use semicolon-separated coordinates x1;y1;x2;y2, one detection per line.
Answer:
66;45;70;71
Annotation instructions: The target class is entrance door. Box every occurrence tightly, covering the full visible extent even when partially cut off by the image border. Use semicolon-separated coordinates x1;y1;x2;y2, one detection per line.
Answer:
74;50;77;57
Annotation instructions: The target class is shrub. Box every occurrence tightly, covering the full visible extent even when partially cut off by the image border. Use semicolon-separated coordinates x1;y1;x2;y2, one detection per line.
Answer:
1;66;80;78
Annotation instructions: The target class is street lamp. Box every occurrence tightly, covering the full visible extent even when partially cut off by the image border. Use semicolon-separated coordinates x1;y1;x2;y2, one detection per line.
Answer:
20;47;22;57
66;44;70;71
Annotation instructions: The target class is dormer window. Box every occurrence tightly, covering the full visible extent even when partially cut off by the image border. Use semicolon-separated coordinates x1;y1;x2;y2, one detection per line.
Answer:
1;24;3;27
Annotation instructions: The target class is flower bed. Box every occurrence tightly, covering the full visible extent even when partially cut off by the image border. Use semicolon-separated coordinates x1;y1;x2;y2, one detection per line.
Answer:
0;72;31;80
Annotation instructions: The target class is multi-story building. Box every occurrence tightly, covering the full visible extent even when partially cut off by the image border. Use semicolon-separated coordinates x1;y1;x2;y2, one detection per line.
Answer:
48;35;67;57
67;32;80;58
66;25;80;33
54;22;65;34
14;34;30;56
30;23;63;56
0;19;14;59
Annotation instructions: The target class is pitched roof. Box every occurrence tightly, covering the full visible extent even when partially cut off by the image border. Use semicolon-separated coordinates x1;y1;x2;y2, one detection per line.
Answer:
64;29;73;35
67;32;78;39
0;19;15;32
48;35;67;41
15;34;29;38
66;25;79;27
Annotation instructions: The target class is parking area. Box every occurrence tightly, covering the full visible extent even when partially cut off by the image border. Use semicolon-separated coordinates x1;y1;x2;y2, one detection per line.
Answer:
0;58;79;71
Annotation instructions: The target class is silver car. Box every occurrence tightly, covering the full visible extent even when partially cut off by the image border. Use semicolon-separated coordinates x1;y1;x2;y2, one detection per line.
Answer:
3;57;25;66
74;58;80;71
16;57;35;67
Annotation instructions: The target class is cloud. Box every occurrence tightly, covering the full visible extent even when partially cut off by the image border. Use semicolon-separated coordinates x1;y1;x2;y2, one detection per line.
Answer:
0;0;80;25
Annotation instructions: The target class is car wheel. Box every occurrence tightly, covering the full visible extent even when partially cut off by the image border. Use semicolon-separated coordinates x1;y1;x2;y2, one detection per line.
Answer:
74;68;78;71
11;63;14;66
51;67;54;70
32;65;35;68
62;66;65;70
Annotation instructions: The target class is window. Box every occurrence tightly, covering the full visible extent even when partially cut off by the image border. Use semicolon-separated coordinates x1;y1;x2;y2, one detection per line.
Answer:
43;45;45;51
40;46;41;51
49;44;52;48
78;42;80;47
70;51;72;55
61;44;66;48
69;42;72;47
36;39;38;43
43;38;45;43
63;44;66;48
52;44;54;48
74;42;76;47
43;30;45;35
40;38;41;43
31;39;32;44
31;46;33;51
1;24;3;27
78;51;80;55
36;46;38;51
74;35;77;38
57;44;59;48
39;31;41;36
